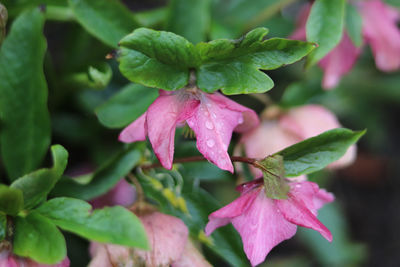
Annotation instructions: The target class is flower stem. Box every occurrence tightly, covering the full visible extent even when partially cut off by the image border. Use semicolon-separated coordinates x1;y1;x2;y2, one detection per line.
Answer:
141;155;281;179
141;155;257;169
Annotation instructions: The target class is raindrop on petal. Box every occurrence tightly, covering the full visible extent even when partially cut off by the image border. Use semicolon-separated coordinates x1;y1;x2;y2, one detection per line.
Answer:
205;120;214;129
206;139;215;148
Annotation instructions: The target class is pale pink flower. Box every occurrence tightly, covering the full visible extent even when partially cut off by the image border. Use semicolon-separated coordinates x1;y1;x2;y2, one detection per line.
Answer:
171;239;212;267
360;0;400;71
119;89;259;172
291;0;400;89
0;250;69;267
89;212;211;267
205;179;334;266
239;105;356;178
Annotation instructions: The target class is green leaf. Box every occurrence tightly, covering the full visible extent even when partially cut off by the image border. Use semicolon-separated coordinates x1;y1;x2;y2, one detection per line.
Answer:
51;146;140;200
13;212;66;265
133;7;167;28
196;28;315;94
306;0;346;67
11;145;69;209
68;63;113;90
0;185;23;215
117;27;314;94
96;83;158;128
69;0;139;47
276;128;365;177
166;0;211;44
345;3;363;47
0;8;51;180
36;197;148;249
0;213;6;241
118;28;194;90
256;155;289;199
280;80;324;108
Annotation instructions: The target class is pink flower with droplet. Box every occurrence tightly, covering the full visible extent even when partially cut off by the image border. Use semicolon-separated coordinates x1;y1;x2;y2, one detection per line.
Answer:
119;89;259;172
205;179;334;266
291;0;400;89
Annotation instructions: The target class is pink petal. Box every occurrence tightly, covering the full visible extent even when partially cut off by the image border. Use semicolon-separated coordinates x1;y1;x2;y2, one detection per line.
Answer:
314;188;335;210
134;212;188;266
280;105;340;138
205;187;260;235
35;258;70;267
231;189;297;266
360;0;400;71
277;182;333;242
172;240;212;267
147;94;199;169
187;93;244;172
89;179;136;209
0;251;18;267
88;242;131;267
289;3;311;41
318;33;361;89
119;113;147;143
207;93;259;133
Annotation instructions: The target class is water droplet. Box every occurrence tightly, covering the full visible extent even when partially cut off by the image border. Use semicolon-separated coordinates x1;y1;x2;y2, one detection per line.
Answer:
277;209;280;213
204;111;209;116
205;120;214;130
211;112;217;118
206;139;215;148
206;103;212;107
296;184;301;188
238;116;244;124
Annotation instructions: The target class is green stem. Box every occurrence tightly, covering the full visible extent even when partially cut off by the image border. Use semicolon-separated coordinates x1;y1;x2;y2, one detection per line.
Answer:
141;155;279;178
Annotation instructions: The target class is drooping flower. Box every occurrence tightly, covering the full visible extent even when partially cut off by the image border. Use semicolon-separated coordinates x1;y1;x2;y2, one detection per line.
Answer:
360;0;400;71
318;33;362;89
291;0;400;89
205;179;334;266
119;89;259;172
0;249;70;267
238;105;356;178
89;212;211;267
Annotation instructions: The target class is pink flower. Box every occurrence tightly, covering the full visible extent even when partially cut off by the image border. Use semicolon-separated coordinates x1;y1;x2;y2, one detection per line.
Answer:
89;212;211;267
239;105;356;178
360;0;400;71
318;33;361;89
205;179;334;266
119;89;259;172
0;250;70;267
291;0;400;89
